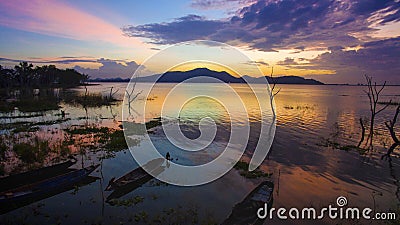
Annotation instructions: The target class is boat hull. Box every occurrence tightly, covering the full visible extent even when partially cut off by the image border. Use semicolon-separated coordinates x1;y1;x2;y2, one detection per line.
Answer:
0;164;99;214
222;181;274;225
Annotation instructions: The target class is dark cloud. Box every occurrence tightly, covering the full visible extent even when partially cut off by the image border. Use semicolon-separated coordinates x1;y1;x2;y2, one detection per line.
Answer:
243;60;269;66
74;58;141;79
327;46;344;52
122;15;225;45
294;37;400;83
123;0;400;51
123;0;400;83
254;60;269;66
277;57;298;65
190;0;256;10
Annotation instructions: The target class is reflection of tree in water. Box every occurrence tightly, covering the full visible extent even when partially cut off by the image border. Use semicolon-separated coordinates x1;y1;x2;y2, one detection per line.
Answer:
125;77;142;118
388;159;400;204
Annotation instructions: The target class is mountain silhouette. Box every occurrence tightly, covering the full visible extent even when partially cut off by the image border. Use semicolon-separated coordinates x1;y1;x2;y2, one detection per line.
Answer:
90;68;324;85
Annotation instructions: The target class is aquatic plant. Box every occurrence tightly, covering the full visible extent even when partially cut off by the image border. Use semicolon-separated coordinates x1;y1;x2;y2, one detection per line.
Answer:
13;139;52;164
145;117;162;130
234;161;272;179
104;130;128;151
108;195;145;207
61;89;120;108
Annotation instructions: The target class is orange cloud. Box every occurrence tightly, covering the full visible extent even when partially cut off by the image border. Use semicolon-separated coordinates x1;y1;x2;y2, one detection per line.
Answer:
0;0;143;47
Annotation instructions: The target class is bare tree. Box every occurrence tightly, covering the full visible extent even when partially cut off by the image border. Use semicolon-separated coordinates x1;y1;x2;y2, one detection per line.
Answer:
357;118;366;148
125;78;142;115
382;105;400;160
108;86;119;100
269;66;280;117
362;75;391;149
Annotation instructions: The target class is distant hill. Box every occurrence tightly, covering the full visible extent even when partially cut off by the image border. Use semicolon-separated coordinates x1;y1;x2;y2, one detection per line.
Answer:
89;68;324;85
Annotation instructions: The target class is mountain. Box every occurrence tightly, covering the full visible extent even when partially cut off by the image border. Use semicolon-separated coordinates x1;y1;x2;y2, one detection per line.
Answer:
243;75;324;85
89;68;324;85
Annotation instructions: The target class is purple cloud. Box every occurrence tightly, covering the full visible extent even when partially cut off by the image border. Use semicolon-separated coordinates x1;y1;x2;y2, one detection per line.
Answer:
74;58;142;79
123;0;400;83
123;0;399;51
289;37;400;83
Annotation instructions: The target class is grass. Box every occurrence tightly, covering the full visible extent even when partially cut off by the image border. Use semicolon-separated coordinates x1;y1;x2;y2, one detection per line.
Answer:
0;124;132;174
145;117;162;130
13;139;52;164
62;91;120;108
0;118;70;133
121;121;146;135
121;117;163;136
0;97;60;113
13;126;40;133
283;105;314;110
104;130;128;151
318;138;367;154
108;195;145;207
64;126;109;135
233;161;272;179
14;98;60;112
64;125;135;158
0;112;45;119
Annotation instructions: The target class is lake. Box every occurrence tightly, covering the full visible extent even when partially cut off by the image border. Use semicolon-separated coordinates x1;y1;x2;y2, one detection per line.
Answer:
0;82;399;224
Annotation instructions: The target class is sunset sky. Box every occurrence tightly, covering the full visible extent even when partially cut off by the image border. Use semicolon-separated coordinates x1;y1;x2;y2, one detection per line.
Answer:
0;0;399;84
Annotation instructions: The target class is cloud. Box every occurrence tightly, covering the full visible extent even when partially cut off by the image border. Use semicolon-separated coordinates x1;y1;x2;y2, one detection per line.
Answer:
123;0;400;51
0;0;142;47
74;58;142;79
0;57;144;79
254;60;269;66
0;57;97;64
292;37;400;83
123;15;225;45
244;60;269;66
190;0;256;10
123;0;400;83
277;57;298;65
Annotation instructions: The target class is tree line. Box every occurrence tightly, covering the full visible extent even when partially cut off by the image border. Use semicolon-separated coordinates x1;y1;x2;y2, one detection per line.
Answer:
0;62;88;89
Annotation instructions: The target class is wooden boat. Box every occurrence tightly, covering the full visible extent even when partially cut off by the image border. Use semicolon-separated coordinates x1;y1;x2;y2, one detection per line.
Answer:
0;175;98;214
222;181;274;225
0;164;99;209
106;164;165;202
0;159;75;192
105;158;165;192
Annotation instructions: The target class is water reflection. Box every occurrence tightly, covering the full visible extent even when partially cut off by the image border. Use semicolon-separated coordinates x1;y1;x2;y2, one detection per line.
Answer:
0;83;399;224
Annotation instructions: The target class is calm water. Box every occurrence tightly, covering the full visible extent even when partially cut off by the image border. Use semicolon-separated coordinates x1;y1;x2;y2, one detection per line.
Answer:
1;83;399;224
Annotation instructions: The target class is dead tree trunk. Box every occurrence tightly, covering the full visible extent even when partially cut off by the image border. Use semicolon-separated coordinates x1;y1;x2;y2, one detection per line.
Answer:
269;66;280;118
125;77;142;116
382;105;400;160
363;75;391;150
357;118;365;148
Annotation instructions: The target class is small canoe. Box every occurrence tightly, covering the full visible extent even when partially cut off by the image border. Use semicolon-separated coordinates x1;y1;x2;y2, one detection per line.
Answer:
222;181;274;225
0;164;99;208
0;176;98;214
106;164;165;201
105;158;165;191
0;159;75;192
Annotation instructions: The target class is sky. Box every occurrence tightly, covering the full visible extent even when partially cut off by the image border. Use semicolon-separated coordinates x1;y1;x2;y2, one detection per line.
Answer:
0;0;399;84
